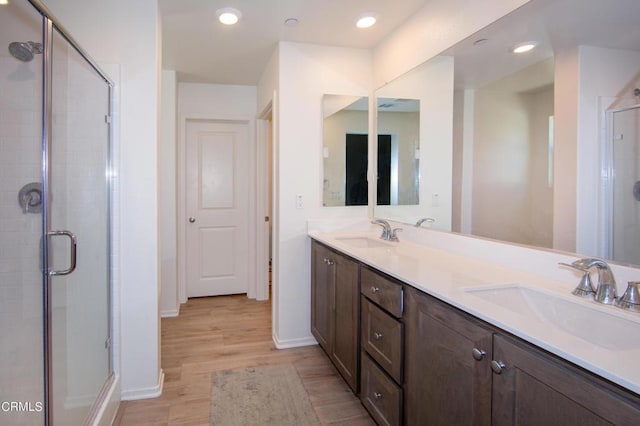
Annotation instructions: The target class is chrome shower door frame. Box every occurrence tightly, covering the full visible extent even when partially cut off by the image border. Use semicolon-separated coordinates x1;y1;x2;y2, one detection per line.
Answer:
30;0;115;424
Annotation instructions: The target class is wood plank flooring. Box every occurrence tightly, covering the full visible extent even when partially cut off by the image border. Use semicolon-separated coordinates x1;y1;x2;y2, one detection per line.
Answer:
113;295;374;425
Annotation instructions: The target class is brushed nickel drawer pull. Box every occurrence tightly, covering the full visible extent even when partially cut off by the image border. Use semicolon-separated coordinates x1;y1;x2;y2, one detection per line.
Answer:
373;332;383;340
373;392;383;400
371;286;380;294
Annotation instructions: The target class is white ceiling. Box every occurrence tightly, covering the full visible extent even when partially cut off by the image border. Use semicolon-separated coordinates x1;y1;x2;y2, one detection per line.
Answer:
443;0;640;90
159;0;426;85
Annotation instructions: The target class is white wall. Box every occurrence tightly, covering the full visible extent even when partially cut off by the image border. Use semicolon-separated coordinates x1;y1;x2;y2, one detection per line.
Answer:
160;70;178;317
178;83;257;118
373;0;529;88
44;0;162;400
274;42;372;347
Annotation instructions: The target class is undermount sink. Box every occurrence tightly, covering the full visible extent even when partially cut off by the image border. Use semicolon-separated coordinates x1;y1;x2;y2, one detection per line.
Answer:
464;284;640;351
335;236;391;249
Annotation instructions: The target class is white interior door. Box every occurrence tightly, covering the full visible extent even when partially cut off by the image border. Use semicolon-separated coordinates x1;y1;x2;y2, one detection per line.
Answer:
186;120;249;297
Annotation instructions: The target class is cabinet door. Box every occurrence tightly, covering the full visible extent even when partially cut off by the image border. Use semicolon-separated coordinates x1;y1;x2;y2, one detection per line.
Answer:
331;250;360;392
311;242;333;352
404;287;493;426
492;334;640;426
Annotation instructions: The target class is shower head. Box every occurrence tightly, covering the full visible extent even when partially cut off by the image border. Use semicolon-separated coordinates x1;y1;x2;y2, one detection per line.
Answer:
8;41;43;62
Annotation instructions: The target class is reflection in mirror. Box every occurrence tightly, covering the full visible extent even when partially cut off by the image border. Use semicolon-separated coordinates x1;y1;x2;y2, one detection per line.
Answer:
373;0;640;266
322;95;368;206
377;98;420;206
375;57;454;230
454;58;555;248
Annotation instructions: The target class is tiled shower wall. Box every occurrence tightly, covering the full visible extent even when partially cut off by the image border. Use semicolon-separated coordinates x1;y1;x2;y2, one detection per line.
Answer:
0;35;46;426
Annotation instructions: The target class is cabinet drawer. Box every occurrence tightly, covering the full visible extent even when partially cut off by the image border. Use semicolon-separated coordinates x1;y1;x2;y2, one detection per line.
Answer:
361;352;402;426
362;298;403;383
361;267;403;317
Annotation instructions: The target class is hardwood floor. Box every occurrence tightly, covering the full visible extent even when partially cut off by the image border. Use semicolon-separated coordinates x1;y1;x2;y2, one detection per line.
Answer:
113;295;374;425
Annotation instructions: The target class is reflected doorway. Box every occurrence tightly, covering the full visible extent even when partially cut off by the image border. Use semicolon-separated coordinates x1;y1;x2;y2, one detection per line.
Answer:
345;134;391;205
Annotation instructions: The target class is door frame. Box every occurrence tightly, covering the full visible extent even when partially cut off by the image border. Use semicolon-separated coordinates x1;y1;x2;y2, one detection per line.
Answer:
256;103;273;301
177;114;258;302
601;102;640;260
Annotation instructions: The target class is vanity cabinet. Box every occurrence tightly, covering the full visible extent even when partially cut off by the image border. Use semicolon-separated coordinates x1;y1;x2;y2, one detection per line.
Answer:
311;241;360;392
404;286;640;426
492;334;640;425
404;286;493;426
310;240;640;425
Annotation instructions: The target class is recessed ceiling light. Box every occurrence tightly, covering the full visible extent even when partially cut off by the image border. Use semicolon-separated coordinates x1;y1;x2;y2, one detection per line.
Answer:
284;18;299;27
473;38;489;46
216;7;241;25
356;13;377;29
512;41;538;54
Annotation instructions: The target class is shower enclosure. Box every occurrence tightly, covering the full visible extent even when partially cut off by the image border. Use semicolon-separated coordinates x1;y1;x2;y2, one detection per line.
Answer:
606;103;640;265
1;0;114;425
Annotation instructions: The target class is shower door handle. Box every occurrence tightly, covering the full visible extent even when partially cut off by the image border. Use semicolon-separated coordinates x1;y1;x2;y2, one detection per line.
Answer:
47;230;78;276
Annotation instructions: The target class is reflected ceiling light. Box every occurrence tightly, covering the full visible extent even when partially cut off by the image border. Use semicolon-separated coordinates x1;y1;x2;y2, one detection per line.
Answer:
356;13;377;29
216;7;242;25
512;41;538;54
0;0;9;5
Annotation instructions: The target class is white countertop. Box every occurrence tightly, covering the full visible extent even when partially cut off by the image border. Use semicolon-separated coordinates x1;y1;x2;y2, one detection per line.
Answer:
309;229;640;395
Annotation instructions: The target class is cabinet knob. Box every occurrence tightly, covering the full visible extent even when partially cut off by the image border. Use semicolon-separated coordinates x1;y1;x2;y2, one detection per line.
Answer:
471;348;486;361
188;217;196;223
373;392;383;400
326;259;335;265
491;360;507;374
373;332;383;341
371;286;380;294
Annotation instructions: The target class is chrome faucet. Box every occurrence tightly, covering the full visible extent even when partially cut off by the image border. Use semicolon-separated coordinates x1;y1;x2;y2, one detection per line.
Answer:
561;258;617;305
415;217;435;227
371;219;401;242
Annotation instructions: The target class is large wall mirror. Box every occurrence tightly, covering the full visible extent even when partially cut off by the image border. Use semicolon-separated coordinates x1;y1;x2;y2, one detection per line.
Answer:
373;0;640;266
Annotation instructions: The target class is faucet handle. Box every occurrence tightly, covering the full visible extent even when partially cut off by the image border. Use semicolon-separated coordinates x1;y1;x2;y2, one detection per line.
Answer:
559;262;595;297
617;282;640;313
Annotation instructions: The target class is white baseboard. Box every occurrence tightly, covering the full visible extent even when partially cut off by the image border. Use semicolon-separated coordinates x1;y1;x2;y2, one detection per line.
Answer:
93;375;120;426
161;308;180;318
272;333;318;349
120;370;164;401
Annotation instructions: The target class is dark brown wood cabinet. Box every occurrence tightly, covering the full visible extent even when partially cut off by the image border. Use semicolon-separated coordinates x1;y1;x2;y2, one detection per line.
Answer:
404;285;640;426
404;286;493;426
311;241;360;392
310;240;640;425
492;334;640;426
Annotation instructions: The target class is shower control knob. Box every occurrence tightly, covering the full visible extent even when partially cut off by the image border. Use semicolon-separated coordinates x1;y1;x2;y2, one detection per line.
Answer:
189;217;196;223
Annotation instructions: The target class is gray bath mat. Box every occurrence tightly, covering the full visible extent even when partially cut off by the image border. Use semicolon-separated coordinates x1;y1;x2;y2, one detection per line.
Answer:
210;364;321;426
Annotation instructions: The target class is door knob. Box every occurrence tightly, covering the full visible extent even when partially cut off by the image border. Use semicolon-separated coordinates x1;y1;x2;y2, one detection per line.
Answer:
189;217;196;223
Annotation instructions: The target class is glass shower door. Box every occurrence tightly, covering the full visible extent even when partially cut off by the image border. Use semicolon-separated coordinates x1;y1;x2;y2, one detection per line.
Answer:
48;27;111;424
611;106;640;265
0;1;46;425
